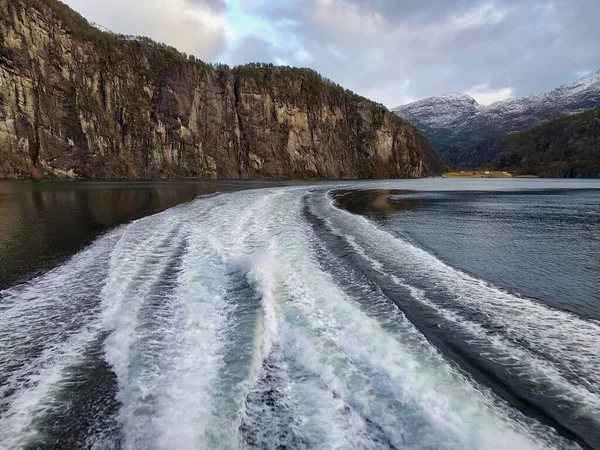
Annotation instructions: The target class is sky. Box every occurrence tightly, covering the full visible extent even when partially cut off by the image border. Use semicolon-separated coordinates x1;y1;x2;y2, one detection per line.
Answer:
62;0;600;108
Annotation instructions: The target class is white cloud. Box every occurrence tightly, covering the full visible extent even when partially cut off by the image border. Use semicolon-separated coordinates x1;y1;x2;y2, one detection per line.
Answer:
294;48;314;64
327;46;344;59
363;79;414;107
63;0;600;109
313;0;383;36
64;0;228;60
449;2;505;31
467;84;514;105
274;57;290;66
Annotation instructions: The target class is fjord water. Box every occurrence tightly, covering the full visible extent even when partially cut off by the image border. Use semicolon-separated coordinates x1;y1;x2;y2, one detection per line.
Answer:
0;180;279;289
0;179;598;449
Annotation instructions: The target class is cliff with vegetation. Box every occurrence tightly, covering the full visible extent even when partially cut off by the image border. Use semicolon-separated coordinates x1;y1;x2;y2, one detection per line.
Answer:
0;0;446;180
487;107;600;177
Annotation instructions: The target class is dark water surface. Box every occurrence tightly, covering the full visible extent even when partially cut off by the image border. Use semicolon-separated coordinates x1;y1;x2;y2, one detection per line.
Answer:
0;179;599;449
334;181;600;448
336;186;600;320
0;180;283;289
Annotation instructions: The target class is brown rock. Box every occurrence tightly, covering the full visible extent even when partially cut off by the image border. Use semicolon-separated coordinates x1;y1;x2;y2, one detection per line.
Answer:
0;0;448;180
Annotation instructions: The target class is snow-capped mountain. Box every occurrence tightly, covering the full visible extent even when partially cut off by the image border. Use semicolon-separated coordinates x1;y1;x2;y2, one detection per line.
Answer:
393;70;600;165
393;93;482;129
481;70;600;131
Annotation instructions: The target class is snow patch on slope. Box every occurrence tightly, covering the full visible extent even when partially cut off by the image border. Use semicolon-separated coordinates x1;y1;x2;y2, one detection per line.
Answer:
394;70;600;132
394;93;482;128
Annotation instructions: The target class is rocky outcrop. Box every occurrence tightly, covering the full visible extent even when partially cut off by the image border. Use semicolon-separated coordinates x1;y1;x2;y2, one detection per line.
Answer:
0;0;446;179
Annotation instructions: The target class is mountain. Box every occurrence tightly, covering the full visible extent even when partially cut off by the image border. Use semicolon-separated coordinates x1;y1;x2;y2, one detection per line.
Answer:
394;71;600;167
0;0;447;180
487;107;600;178
392;93;481;130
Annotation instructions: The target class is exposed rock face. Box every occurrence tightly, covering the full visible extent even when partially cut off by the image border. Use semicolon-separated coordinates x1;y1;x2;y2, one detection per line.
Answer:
0;0;446;179
394;71;600;167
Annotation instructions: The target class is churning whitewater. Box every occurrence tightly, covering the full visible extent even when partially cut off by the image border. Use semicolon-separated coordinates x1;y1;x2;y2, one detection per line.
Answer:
0;186;598;449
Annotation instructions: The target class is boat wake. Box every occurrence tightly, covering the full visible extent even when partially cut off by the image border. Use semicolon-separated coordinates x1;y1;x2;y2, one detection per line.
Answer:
0;187;597;449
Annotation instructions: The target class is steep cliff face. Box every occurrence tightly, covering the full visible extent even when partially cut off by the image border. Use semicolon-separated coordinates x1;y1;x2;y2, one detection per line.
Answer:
0;0;446;179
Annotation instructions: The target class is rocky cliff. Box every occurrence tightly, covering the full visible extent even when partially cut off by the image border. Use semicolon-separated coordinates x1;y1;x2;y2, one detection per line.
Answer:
0;0;446;180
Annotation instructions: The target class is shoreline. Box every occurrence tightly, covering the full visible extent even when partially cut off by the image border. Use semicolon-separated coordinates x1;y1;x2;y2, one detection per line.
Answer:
444;170;538;178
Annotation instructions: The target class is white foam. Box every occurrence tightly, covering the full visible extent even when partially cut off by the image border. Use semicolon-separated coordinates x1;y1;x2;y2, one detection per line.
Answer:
97;201;234;449
328;213;600;408
0;185;590;449
318;189;600;423
0;229;123;447
0;322;104;448
186;187;566;449
244;253;282;366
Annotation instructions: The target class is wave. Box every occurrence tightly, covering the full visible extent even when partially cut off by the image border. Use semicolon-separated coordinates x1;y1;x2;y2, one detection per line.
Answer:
0;186;595;449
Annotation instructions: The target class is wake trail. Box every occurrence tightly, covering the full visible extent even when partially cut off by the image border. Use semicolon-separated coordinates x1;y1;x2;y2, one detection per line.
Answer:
309;188;600;447
0;186;592;449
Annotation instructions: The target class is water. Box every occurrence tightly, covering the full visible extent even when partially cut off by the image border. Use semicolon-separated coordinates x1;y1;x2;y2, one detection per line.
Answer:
0;180;283;289
339;187;600;320
0;179;598;449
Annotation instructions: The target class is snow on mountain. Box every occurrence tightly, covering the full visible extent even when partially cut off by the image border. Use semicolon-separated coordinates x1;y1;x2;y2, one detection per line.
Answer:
394;93;482;129
484;70;600;121
394;70;600;135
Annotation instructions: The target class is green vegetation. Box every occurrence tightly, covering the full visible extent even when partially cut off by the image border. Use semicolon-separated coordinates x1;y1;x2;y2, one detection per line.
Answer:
4;0;392;117
1;0;447;179
9;0;213;68
488;107;600;177
13;0;122;49
232;63;385;110
9;0;387;110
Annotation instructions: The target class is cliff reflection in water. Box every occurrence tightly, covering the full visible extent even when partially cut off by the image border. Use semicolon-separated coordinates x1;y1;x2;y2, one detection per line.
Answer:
0;180;276;289
333;189;425;218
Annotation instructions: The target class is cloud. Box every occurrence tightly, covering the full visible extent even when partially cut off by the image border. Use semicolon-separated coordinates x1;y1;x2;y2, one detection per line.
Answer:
312;0;384;36
293;48;313;64
449;2;506;31
62;0;600;109
466;85;514;105
64;0;228;60
189;0;226;12
229;36;276;65
285;0;599;106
